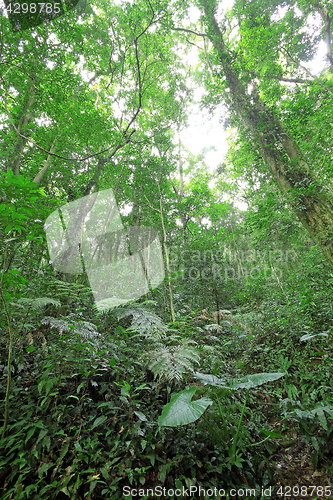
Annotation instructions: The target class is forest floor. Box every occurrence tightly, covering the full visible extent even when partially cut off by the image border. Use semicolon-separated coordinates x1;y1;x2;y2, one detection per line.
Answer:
1;306;333;499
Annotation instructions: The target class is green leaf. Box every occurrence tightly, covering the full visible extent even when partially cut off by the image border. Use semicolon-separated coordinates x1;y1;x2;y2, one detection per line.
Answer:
45;379;56;396
259;429;284;439
38;380;46;394
311;436;319;452
89;481;98;494
25;427;36;444
300;333;328;342
229;372;285;390
158;387;212;427
43;435;51;451
91;415;108;430
11;213;29;219
315;408;327;431
175;479;183;489
101;467;109;480
194;372;226;386
134;411;147;422
77;382;85;394
57;440;70;463
38;462;54;478
37;428;48;445
25;346;36;353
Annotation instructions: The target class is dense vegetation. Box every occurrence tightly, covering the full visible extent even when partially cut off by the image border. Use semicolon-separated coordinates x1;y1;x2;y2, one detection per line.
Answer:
1;0;333;498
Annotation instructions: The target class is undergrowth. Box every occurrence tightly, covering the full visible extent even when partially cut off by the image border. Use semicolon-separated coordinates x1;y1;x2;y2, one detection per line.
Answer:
1;296;333;499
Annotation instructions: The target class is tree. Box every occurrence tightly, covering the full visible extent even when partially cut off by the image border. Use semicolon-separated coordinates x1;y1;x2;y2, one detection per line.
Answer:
0;0;193;301
182;0;333;269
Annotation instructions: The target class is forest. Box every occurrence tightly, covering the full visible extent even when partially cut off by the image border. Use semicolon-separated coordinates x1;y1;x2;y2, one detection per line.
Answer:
1;0;333;498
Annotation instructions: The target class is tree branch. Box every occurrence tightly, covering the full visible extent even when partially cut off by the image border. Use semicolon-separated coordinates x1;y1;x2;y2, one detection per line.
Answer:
171;182;179;197
282;48;315;79
143;193;160;212
204;36;214;73
172;27;207;37
276;76;311;84
4;91;136;163
83;129;136;196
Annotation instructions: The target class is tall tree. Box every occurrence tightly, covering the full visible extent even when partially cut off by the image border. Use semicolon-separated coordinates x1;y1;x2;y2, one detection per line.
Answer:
181;0;333;269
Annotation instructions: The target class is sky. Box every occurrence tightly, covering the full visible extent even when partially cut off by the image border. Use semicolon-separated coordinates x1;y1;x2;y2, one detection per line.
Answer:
180;2;232;173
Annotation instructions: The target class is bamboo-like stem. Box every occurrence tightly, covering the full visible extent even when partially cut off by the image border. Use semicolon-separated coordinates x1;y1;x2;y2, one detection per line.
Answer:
143;184;175;322
0;251;14;438
157;182;175;322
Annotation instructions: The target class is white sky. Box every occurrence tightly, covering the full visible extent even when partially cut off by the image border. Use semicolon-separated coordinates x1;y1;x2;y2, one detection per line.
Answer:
180;3;231;172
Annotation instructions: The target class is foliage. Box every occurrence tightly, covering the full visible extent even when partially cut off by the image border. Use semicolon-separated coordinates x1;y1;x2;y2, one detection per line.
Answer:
1;0;333;495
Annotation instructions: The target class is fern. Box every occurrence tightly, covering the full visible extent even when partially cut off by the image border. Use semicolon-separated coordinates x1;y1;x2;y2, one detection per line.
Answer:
41;316;101;347
47;278;91;301
204;324;220;333
9;297;61;336
114;303;167;335
111;302;200;383
141;339;200;383
13;297;61;311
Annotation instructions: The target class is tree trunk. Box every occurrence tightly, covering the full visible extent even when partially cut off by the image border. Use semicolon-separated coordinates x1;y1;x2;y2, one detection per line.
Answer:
33;136;57;185
317;4;333;71
200;0;333;270
8;87;36;176
158;184;176;322
177;132;188;244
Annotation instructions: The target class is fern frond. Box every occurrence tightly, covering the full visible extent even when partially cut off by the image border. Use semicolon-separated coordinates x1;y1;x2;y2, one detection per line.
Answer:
132;330;167;342
14;297;61;311
41;316;101;341
141;340;200;383
41;316;70;333
117;305;164;327
47;279;91;299
113;303;168;339
204;323;220;332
